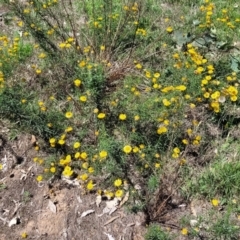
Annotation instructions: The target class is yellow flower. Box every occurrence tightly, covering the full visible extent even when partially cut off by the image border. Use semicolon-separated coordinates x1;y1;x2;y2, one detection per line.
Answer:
134;115;140;121
123;145;132;154
36;69;42;74
195;135;201;141
67;37;74;43
0;164;3;170
74;79;81;87
145;71;151;78
62;166;73;177
211;198;219;207
80;152;88;160
133;146;140;153
139;144;145;149
155;163;161;168
230;95;237;101
93;108;99;113
21;232;28;238
21;99;27;104
75;152;80;159
88;167;94;173
173;147;180;154
162;99;171;107
73;142;81;149
157;126;168;134
119;113;127;120
65;126;73;132
97;113;106;119
179;159;186;165
203;92;210;98
182;139;189;145
114;179;122;187
50;167;56;173
210;102;220;113
79;60;86;67
181;228;188;235
175;85;186;91
172;152;179;158
38;53;46;58
99;150;108;158
154;72;160;78
115;189;124;198
58;139;65;145
65;111;73;119
79;96;87;102
79;173;88;181
105;190;114;199
36;175;43;182
166;26;173;33
86;180;94;190
100;45;105;51
135;63;142;69
211;91;220;100
49;138;56;144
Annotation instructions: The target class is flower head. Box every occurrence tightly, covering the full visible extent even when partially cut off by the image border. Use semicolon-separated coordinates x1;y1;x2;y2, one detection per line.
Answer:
99;150;108;158
62;165;73;177
79;96;87;102
123;145;132;154
87;180;94;190
114;179;122;187
166;26;173;33
119;113;127;120
73;142;81;149
211;198;219;207
181;228;188;235
36;175;43;182
97;113;106;119
157;126;168;134
65;111;73;119
115;189;124;198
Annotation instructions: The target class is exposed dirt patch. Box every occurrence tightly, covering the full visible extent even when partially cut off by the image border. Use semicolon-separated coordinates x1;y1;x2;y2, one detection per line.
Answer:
0;132;148;240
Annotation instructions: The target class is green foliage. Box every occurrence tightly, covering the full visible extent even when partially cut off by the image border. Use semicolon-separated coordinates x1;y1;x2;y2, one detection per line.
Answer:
147;175;159;193
190;161;240;199
145;224;171;240
210;212;240;240
0;86;65;139
0;0;240;237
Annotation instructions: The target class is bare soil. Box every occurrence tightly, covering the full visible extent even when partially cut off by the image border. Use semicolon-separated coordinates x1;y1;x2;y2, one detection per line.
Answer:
0;130;149;240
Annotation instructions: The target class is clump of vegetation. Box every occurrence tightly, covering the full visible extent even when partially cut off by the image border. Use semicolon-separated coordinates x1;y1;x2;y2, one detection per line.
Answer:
1;0;240;238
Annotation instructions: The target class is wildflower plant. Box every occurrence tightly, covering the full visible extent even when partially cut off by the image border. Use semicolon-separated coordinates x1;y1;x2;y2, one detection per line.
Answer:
1;0;240;237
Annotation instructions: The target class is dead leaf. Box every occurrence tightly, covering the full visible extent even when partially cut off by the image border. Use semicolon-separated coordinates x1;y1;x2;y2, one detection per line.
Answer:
62;177;80;186
127;223;135;227
8;217;20;227
109;206;117;215
0;216;7;224
119;191;129;207
80;209;95;218
103;232;115;240
76;195;83;204
104;215;120;226
31;135;37;145
96;195;102;207
11;202;22;217
190;201;197;217
48;200;57;213
98;198;119;216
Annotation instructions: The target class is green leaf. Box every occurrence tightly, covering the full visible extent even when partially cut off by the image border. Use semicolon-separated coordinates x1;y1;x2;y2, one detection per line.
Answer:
193;19;200;26
172;30;193;47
